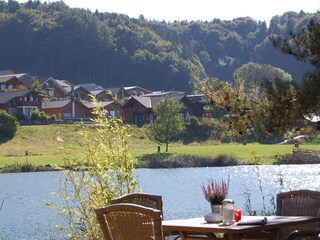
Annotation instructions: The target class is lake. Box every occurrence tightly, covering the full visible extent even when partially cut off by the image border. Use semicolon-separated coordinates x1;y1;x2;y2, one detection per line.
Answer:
0;164;319;240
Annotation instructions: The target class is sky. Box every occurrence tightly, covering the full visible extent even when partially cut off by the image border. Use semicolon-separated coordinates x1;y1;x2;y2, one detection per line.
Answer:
17;0;320;24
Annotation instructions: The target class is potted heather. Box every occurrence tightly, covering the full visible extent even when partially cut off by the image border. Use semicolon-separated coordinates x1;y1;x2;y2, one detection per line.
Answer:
201;179;229;217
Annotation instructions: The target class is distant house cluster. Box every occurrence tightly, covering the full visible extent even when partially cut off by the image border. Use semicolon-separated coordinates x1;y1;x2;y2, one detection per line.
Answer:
0;70;206;125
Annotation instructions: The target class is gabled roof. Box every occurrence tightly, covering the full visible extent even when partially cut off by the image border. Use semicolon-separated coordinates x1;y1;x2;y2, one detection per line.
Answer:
122;86;153;95
41;100;70;109
41;78;72;95
123;93;186;109
123;86;152;92
134;96;152;108
0;90;39;104
106;87;120;96
55;79;72;92
90;89;112;96
74;85;91;93
143;91;185;97
35;76;52;85
80;100;113;109
76;83;104;91
1;73;35;86
0;75;22;84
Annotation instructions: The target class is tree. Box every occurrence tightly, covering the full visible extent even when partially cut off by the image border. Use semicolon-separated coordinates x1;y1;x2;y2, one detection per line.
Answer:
31;79;42;91
271;20;320;116
0;110;18;141
152;97;185;152
193;74;299;138
234;62;292;87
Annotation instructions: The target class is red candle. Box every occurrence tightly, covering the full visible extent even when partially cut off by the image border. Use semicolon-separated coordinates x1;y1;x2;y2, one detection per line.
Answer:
234;209;241;222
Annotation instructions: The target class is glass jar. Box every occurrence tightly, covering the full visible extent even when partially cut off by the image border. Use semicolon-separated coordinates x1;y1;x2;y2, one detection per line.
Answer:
222;199;234;225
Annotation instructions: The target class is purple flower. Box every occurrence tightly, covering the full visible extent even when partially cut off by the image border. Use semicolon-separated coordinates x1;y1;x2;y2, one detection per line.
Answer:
201;179;229;204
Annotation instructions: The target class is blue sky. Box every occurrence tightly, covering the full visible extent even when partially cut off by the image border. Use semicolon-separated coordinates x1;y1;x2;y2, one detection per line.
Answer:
17;0;320;24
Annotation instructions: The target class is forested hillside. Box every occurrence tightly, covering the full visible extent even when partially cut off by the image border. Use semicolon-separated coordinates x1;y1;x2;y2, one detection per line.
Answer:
0;0;318;92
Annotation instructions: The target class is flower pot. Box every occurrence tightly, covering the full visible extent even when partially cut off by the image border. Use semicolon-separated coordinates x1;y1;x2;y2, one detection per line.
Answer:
211;204;222;215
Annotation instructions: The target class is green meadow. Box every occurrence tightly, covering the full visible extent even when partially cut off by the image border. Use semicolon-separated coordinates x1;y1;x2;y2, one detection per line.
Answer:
1;124;320;169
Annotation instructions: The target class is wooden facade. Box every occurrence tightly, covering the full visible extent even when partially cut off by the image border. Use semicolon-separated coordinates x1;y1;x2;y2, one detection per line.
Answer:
0;90;44;117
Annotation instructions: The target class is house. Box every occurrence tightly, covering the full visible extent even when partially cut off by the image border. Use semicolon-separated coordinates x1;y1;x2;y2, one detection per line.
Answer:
186;94;206;118
90;90;113;102
0;90;44;117
39;77;72;98
72;84;113;102
0;73;36;88
80;100;117;118
73;85;91;101
116;86;153;100
0;75;24;91
41;99;116;120
121;91;197;126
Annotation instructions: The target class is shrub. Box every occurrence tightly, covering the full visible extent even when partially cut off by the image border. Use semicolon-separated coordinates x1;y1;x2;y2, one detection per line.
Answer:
49;97;137;239
30;109;47;120
15;111;28;121
0;110;18;141
30;109;55;121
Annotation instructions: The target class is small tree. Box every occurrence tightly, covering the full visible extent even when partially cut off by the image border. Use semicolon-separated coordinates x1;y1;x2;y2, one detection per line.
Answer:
49;97;138;239
31;79;42;91
152;97;185;152
0;110;18;141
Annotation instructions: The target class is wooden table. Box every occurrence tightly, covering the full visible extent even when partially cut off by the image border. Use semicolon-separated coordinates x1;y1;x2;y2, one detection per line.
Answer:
162;216;320;240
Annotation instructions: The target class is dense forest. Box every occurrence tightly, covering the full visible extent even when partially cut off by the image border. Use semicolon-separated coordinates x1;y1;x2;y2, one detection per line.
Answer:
0;0;318;92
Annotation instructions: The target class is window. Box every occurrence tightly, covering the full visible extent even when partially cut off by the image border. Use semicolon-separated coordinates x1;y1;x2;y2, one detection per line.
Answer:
8;85;12;91
0;85;5;91
48;89;54;97
63;113;72;118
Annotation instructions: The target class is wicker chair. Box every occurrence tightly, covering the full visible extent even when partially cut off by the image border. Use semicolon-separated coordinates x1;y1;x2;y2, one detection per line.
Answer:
110;193;163;215
95;203;163;240
286;230;320;240
110;193;216;240
276;189;320;240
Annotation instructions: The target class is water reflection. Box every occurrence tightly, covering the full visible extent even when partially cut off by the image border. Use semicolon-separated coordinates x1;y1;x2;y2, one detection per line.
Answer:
0;165;319;240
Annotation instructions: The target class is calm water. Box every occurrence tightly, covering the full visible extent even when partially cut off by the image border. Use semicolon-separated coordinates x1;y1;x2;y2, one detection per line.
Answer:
0;165;319;240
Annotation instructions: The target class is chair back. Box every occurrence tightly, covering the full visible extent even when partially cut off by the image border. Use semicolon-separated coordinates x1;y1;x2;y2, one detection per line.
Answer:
95;203;163;240
277;189;320;240
286;230;320;240
111;193;163;215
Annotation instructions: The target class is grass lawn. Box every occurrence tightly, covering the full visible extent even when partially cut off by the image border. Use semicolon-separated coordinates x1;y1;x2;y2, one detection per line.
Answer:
1;124;320;168
169;144;294;161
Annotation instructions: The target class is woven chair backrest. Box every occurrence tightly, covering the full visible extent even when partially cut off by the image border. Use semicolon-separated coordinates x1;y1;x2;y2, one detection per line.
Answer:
95;203;163;240
111;193;163;215
277;189;320;240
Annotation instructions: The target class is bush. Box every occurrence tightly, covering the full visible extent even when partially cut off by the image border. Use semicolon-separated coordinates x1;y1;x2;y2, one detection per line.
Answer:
30;109;55;121
15;111;28;121
30;109;47;120
0;110;18;141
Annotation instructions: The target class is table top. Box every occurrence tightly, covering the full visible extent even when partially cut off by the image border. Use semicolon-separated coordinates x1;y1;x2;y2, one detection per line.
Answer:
162;215;320;235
